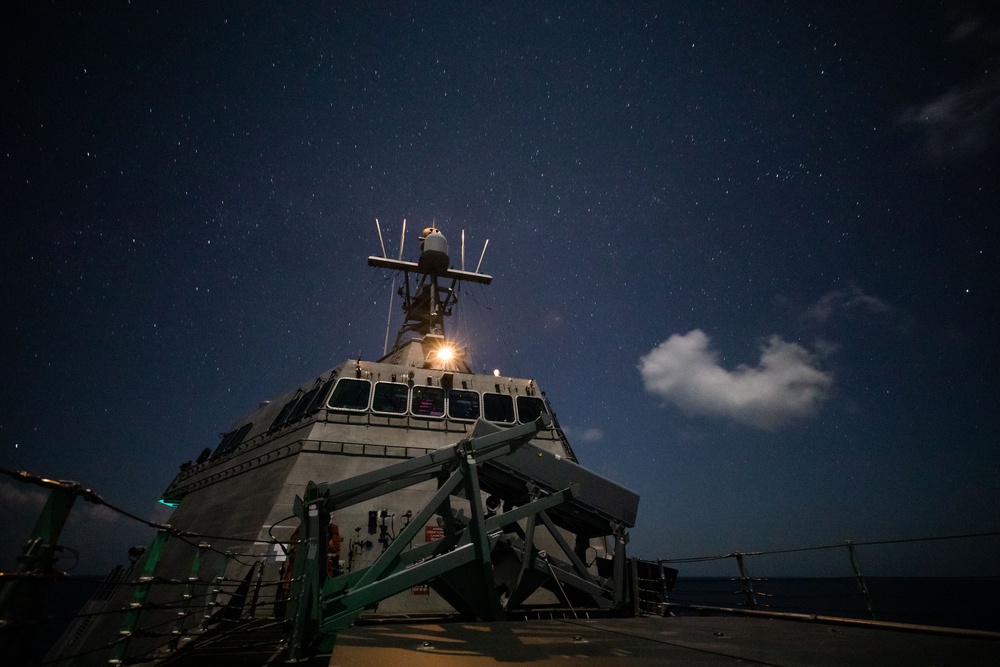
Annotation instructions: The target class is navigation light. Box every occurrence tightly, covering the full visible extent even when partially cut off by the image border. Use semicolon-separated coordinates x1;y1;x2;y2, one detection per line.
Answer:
435;344;455;363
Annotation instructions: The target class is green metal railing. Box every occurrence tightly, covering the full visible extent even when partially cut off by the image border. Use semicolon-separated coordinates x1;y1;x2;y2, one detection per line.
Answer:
0;467;273;666
3;462;999;663
1;418;635;665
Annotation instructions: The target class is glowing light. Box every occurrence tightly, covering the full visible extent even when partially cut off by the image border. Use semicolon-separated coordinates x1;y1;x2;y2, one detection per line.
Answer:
493;369;501;377
435;345;455;363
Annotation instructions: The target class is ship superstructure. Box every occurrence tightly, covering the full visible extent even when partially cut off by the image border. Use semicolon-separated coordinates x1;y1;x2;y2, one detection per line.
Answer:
156;227;596;612
44;226;638;663
17;227;1000;667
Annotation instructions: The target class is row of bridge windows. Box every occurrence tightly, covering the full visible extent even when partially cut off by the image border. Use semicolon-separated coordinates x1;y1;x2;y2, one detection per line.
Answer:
327;378;547;425
215;378;547;461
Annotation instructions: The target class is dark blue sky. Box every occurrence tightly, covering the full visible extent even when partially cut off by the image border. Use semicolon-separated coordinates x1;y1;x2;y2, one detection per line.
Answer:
2;2;998;577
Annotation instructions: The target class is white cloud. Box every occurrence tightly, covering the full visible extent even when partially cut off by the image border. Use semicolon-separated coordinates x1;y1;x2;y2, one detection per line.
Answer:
0;481;48;510
804;285;892;323
579;427;604;442
0;481;124;525
75;501;123;524
901;75;1000;160
638;330;832;430
899;13;1000;160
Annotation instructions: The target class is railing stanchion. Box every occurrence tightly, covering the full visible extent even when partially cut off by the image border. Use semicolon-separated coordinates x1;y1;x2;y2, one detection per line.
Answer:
202;552;233;630
248;560;264;618
734;553;758;610
845;540;876;620
171;541;210;646
108;527;170;665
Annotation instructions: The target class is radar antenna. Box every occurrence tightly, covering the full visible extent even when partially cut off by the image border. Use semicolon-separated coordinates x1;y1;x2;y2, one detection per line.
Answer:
368;226;492;371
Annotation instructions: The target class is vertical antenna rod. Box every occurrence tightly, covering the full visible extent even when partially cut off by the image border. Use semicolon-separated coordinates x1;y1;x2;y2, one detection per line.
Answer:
475;239;490;274
383;218;407;356
375;218;387;258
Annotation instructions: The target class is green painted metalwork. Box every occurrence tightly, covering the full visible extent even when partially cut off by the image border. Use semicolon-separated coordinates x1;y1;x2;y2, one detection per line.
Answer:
284;414;635;659
172;541;209;645
611;521;631;606
286;499;325;661
0;478;79;660
287;420;548;656
504;508;545;609
107;527;170;665
460;453;504;620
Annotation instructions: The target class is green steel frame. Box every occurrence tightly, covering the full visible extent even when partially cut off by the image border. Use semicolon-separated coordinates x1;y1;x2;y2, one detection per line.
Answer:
285;416;634;659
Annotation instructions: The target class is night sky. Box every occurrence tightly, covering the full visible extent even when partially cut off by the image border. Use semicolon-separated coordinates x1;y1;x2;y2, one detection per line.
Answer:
3;2;998;579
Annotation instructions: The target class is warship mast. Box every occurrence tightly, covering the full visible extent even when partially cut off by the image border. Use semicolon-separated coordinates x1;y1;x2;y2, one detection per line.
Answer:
369;227;491;373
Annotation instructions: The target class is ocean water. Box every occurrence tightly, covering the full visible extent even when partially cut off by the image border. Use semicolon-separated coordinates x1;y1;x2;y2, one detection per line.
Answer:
668;577;1000;632
2;576;104;666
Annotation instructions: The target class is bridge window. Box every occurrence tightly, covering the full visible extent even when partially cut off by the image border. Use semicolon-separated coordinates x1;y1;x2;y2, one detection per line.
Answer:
483;393;515;424
516;396;547;423
269;395;303;431
327;378;371;411
372;382;409;414
286;385;321;424
411;386;445;418
213;423;252;458
447;389;480;421
303;378;336;414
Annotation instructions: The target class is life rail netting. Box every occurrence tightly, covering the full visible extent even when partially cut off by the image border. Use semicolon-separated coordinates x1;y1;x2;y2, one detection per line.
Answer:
0;467;296;666
3;465;1000;664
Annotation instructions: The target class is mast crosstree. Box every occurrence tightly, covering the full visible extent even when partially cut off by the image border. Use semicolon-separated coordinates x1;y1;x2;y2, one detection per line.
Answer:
369;227;492;372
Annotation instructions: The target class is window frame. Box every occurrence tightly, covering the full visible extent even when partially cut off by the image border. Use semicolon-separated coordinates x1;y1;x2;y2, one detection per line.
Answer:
213;422;253;459
516;395;548;424
410;385;446;419
482;392;516;425
326;378;372;412
446;388;481;421
371;381;410;415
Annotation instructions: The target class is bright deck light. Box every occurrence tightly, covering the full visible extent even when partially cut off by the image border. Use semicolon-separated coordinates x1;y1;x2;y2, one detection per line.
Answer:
435;344;455;363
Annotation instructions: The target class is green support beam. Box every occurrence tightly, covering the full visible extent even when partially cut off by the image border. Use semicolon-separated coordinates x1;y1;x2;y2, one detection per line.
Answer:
284;413;635;659
107;527;170;666
0;479;79;661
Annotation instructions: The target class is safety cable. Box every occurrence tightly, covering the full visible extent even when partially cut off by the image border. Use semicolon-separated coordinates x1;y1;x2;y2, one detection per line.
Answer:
660;530;1000;564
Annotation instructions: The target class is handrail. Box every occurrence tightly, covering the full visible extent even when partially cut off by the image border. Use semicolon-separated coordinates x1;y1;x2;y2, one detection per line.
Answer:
650;532;1000;631
4;464;998;665
660;530;1000;563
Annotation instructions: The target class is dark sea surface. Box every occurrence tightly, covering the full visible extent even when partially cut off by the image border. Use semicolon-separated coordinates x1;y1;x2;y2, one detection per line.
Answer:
2;576;104;665
669;577;1000;632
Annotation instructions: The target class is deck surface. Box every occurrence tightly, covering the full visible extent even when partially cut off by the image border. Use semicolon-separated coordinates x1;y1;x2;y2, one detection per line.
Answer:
326;616;1000;666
